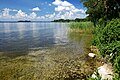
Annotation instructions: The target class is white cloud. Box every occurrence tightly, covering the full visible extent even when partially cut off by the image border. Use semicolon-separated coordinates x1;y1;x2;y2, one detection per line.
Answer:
49;4;52;6
52;0;86;13
29;12;37;19
61;1;72;7
55;6;65;11
0;2;87;21
2;8;18;16
1;8;14;20
31;7;40;11
2;8;10;17
0;8;39;20
12;9;18;12
15;10;27;18
38;16;45;20
52;0;87;19
52;0;62;6
0;8;19;20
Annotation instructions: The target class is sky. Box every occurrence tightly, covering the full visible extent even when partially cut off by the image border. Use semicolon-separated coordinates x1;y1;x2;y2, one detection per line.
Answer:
0;0;87;21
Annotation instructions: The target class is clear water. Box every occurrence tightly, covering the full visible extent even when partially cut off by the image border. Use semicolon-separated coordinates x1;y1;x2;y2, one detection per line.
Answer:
0;22;72;52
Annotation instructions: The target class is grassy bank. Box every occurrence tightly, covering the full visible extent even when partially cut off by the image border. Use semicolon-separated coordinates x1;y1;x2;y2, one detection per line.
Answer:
68;19;120;79
68;22;94;33
91;19;120;79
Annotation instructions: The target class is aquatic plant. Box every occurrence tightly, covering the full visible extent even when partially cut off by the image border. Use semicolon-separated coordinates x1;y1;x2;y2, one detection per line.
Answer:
68;22;94;30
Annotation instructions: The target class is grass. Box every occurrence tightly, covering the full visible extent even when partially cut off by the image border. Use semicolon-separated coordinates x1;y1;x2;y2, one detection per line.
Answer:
92;19;120;79
68;22;94;32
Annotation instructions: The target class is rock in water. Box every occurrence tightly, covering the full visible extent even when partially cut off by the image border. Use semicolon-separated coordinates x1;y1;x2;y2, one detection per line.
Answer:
92;63;113;80
98;63;113;80
88;53;96;58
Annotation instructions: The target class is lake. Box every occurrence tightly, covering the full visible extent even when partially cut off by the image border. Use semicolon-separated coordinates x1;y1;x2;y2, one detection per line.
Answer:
0;22;93;80
0;22;87;54
0;22;68;52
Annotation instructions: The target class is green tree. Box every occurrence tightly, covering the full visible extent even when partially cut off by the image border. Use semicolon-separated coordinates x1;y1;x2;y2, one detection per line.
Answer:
81;0;120;26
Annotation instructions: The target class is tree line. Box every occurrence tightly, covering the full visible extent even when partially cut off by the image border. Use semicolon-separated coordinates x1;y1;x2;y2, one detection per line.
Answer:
52;18;89;22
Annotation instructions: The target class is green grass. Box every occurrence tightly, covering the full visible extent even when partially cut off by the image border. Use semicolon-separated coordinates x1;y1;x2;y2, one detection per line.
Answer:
68;22;94;30
92;19;120;79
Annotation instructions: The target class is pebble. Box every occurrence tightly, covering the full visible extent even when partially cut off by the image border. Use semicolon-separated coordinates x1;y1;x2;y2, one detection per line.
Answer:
88;53;96;58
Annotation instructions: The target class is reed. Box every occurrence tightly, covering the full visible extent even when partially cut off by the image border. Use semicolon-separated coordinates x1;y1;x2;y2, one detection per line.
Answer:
69;22;94;30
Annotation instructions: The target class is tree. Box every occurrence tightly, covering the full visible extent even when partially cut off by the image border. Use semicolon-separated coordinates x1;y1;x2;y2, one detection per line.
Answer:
80;0;120;26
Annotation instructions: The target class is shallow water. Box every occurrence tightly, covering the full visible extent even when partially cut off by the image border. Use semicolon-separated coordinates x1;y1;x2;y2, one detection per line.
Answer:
0;22;87;56
0;22;94;80
0;22;69;52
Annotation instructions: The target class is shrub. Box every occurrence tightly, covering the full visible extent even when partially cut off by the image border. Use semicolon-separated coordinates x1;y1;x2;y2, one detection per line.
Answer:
92;18;120;75
93;19;120;55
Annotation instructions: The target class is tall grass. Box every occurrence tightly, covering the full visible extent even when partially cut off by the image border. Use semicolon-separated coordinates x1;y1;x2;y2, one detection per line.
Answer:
92;19;120;79
68;22;94;30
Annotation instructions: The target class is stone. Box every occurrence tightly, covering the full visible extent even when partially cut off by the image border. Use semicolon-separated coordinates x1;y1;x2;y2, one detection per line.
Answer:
88;53;96;58
98;63;113;80
92;63;113;80
91;72;97;78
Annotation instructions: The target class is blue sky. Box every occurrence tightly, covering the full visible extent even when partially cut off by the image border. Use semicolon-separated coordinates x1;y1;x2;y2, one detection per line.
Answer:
0;0;87;21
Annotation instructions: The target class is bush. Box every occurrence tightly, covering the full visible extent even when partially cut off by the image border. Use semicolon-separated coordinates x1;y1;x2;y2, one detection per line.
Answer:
92;18;120;75
93;19;120;55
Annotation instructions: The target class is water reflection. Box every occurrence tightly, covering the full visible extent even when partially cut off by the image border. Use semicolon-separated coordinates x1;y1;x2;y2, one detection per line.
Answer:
53;23;69;45
0;22;69;52
17;23;26;39
68;31;83;43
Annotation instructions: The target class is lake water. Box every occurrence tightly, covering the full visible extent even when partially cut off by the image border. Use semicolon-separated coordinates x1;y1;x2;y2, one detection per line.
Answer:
0;22;70;52
0;22;93;80
0;22;88;56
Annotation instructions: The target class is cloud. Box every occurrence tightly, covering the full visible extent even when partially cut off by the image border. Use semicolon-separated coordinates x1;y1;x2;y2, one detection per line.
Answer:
29;12;37;19
12;9;18;12
15;10;38;20
39;16;45;20
52;0;87;19
0;8;39;20
0;8;19;20
1;8;14;20
2;8;10;17
55;6;65;11
0;1;87;21
52;0;62;6
45;13;56;19
15;10;27;18
52;0;86;13
31;7;40;11
49;4;52;6
61;1;72;7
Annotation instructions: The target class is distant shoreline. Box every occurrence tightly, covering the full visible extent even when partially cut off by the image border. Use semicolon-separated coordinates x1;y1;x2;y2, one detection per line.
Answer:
17;20;31;22
0;21;51;23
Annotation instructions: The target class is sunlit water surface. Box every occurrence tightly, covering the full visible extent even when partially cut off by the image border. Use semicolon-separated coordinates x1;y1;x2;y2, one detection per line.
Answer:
0;22;93;80
0;22;86;56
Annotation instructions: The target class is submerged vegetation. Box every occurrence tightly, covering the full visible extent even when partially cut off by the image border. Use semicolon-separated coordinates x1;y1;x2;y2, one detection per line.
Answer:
0;34;101;80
